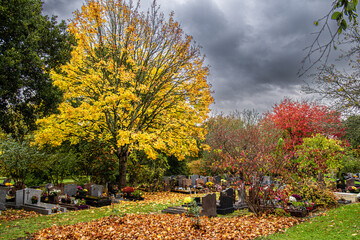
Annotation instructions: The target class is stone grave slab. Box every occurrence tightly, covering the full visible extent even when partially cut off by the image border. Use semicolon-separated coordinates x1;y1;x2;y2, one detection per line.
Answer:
22;202;66;215
161;206;187;215
334;192;359;203
201;193;217;217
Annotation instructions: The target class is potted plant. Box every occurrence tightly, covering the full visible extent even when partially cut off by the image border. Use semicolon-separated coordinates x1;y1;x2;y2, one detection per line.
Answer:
348;186;358;193
132;190;144;200
76;186;88;196
61;194;72;204
76;198;88;210
52;205;61;213
122;186;134;197
31;195;38;204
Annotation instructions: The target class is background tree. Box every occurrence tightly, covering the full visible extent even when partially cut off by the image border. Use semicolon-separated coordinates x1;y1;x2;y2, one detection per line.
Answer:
265;98;344;152
0;0;75;141
35;0;213;188
301;0;358;75
304;25;360;114
344;115;360;148
294;134;345;179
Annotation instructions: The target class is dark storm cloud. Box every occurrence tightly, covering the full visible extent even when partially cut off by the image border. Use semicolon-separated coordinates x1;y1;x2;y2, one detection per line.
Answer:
42;0;337;113
42;0;84;21
155;0;337;113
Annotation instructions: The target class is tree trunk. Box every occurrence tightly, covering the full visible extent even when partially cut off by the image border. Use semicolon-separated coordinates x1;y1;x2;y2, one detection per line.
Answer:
116;148;129;188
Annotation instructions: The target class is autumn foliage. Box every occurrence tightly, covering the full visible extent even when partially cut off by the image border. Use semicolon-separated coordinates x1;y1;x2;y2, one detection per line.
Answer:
32;214;299;240
34;0;213;187
265;98;344;152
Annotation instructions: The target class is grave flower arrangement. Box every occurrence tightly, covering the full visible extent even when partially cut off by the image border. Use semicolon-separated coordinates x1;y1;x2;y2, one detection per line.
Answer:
77;186;88;196
60;194;72;204
31;195;38;204
49;189;61;197
122;186;134;197
347;186;359;193
41;191;48;198
76;198;89;210
132;190;143;198
52;205;61;213
5;182;12;187
206;181;214;189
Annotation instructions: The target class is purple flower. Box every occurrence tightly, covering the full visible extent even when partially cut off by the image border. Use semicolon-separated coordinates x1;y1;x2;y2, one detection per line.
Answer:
291;194;302;201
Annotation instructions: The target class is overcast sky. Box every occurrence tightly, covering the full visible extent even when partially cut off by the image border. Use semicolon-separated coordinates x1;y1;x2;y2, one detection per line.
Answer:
42;0;341;114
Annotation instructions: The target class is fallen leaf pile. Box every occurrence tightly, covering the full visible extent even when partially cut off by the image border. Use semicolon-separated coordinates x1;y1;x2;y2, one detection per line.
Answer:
0;209;39;222
141;192;204;204
33;213;299;239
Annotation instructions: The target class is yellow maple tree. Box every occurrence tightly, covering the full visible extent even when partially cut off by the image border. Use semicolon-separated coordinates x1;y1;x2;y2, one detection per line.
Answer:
34;0;213;187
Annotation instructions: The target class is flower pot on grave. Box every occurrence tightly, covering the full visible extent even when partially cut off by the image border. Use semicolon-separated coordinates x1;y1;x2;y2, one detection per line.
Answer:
286;209;308;217
31;199;37;204
77;205;89;210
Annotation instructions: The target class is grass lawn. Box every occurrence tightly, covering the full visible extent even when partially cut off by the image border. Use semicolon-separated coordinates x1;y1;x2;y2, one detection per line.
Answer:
260;203;360;240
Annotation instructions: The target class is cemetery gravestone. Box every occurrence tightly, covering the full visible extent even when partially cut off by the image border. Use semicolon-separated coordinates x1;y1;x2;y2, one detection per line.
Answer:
196;178;205;186
201;193;217;217
84;183;94;195
214;176;222;185
217;188;235;214
177;175;186;187
45;183;54;192
164;177;170;191
263;176;271;186
200;176;208;184
24;188;41;206
207;177;214;183
0;187;8;210
16;189;24;207
191;175;199;186
90;184;103;197
346;178;355;188
64;184;78;197
182;179;192;189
